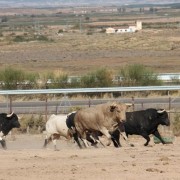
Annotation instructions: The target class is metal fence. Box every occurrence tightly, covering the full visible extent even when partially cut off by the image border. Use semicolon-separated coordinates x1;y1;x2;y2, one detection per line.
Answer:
0;86;179;121
0;96;179;114
0;88;179;137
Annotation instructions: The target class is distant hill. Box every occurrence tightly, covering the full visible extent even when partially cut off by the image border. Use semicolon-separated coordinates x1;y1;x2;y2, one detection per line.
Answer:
0;0;179;8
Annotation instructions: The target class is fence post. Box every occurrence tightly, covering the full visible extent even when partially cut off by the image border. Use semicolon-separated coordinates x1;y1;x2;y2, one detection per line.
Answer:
27;126;30;134
88;97;91;107
132;96;135;111
45;96;48;122
168;97;171;120
9;95;12;113
141;102;144;110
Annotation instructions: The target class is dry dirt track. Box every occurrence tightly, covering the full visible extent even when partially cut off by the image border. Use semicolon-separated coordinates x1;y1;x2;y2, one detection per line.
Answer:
0;134;180;180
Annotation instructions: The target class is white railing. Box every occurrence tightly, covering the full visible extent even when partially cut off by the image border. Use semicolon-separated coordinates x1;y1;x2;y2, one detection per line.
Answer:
0;85;179;95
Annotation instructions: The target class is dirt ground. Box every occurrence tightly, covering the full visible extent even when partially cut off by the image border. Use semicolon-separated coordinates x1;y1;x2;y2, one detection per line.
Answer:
0;134;179;180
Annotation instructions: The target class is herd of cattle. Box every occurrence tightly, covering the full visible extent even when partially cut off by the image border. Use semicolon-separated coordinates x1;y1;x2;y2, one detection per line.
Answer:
0;101;170;150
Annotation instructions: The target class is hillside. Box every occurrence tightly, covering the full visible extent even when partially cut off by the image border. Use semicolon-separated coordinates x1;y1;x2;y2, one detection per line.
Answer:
0;29;180;75
0;3;180;76
0;0;179;8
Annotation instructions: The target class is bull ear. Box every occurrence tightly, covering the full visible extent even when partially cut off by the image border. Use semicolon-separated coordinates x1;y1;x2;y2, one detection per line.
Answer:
6;111;14;118
157;109;165;114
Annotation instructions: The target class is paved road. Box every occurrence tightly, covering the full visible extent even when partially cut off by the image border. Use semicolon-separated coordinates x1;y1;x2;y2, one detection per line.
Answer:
0;97;179;114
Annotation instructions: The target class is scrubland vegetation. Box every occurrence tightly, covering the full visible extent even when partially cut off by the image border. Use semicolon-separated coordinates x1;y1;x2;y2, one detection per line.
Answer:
0;65;164;90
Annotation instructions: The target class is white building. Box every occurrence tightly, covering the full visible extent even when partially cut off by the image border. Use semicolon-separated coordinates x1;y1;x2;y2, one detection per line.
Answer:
106;21;142;34
106;27;116;34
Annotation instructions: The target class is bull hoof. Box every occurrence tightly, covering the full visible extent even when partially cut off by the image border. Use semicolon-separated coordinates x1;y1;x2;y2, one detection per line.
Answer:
54;149;60;151
91;141;98;146
92;143;98;148
106;141;111;146
1;140;7;150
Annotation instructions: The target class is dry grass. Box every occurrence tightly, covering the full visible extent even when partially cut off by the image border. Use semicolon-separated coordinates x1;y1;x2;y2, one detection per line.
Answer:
0;28;180;76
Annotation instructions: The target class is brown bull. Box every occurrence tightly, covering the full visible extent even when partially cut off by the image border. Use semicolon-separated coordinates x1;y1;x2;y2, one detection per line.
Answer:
74;101;131;148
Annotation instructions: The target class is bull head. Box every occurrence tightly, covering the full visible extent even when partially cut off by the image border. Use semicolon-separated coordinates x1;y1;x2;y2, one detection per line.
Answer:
157;109;170;126
6;112;14;118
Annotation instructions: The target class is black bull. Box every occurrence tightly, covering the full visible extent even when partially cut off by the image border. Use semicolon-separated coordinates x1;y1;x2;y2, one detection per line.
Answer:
110;108;170;147
0;112;21;149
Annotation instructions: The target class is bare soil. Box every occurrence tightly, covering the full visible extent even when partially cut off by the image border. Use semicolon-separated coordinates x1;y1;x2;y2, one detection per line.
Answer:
0;134;180;180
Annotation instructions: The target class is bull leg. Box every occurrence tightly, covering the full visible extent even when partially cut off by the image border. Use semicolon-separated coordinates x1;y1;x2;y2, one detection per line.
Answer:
73;133;83;149
86;132;101;147
80;131;90;148
52;139;58;151
86;132;105;147
99;128;112;146
153;130;165;144
91;135;105;147
119;132;134;147
0;139;7;150
43;139;48;148
43;134;51;148
86;134;98;146
81;138;90;148
111;130;121;148
111;137;120;148
141;133;150;146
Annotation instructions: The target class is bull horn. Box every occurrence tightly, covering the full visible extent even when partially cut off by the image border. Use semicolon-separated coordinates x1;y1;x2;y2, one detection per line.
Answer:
110;103;117;109
111;102;117;106
7;111;14;117
125;103;132;107
157;109;165;113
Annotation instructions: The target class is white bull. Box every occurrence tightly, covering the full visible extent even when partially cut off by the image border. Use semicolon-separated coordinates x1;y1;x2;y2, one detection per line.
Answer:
43;114;72;150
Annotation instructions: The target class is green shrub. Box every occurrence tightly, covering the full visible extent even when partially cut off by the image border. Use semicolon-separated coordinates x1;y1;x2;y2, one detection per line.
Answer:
24;72;39;89
0;67;25;90
81;73;96;88
40;71;69;89
81;68;113;88
58;29;64;33
118;64;162;86
13;35;26;42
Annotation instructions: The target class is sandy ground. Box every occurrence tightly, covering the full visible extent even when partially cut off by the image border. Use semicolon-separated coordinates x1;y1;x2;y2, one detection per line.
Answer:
0;134;179;180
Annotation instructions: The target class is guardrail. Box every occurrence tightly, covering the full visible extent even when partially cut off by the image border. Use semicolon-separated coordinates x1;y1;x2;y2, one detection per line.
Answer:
0;85;180;95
